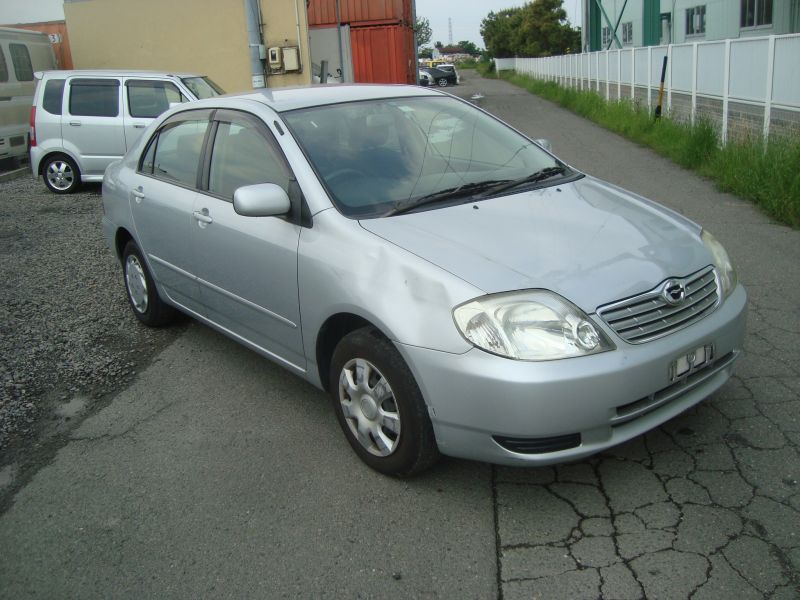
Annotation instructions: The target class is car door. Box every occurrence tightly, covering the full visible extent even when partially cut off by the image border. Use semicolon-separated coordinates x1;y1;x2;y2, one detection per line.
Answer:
64;77;127;177
192;109;305;371
122;78;188;151
129;109;213;314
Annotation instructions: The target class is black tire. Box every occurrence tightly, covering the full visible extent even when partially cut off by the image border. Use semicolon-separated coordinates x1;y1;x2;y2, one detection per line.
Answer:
437;78;449;87
329;327;439;477
42;155;81;194
122;241;175;327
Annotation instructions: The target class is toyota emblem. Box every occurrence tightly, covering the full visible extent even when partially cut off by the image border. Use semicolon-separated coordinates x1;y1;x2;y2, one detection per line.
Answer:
662;280;686;306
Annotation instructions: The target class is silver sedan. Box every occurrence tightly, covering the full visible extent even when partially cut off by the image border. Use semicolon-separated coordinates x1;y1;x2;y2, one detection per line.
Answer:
101;85;746;476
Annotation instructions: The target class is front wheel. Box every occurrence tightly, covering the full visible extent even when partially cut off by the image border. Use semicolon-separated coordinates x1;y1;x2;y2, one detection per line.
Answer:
42;155;80;194
329;327;439;477
437;78;449;87
122;241;175;327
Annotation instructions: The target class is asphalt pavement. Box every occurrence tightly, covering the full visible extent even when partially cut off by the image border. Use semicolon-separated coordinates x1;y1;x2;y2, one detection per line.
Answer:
1;73;798;599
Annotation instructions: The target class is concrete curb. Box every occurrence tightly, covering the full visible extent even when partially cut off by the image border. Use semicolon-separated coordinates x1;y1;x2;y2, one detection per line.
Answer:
0;167;31;183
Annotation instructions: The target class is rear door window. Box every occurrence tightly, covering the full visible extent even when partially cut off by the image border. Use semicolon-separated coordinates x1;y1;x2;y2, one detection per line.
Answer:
126;80;186;118
42;79;66;115
9;44;33;81
150;118;209;188
69;78;120;117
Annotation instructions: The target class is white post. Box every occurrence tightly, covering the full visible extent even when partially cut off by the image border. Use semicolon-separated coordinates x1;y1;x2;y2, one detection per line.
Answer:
721;39;731;145
667;44;673;113
596;51;600;92
691;43;698;126
647;47;652;111
606;51;610;100
763;35;776;141
617;50;621;99
630;47;635;100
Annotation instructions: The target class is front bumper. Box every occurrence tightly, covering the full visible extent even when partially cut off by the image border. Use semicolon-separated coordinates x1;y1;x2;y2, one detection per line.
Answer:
398;284;747;466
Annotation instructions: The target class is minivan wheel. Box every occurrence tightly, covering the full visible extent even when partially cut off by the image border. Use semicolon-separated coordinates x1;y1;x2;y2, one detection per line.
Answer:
122;241;175;327
42;156;80;194
329;327;439;477
437;78;449;87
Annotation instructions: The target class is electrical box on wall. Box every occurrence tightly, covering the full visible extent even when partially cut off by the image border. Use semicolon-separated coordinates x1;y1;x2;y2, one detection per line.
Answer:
268;47;283;70
281;47;300;72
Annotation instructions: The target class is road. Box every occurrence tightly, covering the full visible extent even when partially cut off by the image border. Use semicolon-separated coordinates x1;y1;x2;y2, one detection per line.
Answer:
1;74;798;599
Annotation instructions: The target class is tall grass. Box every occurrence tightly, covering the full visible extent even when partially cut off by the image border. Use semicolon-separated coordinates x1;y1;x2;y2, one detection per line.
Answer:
496;71;800;228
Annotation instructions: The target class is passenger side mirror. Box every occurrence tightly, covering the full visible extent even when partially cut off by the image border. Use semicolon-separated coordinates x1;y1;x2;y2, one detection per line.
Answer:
534;138;553;153
233;183;291;217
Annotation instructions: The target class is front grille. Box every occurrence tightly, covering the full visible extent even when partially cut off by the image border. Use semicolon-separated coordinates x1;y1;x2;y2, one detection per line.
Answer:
493;433;581;454
597;267;719;344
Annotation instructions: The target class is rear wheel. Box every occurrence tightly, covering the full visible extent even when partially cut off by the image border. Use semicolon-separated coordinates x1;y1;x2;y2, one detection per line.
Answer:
437;78;449;87
122;241;175;327
329;327;439;477
42;155;80;194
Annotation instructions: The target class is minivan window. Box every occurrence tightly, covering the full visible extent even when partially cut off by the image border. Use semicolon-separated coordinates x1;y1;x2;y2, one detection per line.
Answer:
127;80;186;118
180;76;224;99
151;119;208;187
42;79;66;115
69;78;120;117
9;44;33;81
0;49;8;82
209;121;290;199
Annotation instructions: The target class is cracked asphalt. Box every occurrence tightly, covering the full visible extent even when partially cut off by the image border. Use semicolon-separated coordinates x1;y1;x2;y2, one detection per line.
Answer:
1;74;799;599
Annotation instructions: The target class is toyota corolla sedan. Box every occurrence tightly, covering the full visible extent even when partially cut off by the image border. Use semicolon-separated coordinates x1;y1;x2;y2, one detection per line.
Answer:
101;85;746;477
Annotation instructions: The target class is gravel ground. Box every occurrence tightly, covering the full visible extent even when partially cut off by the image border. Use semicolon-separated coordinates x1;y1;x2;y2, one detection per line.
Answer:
0;174;181;456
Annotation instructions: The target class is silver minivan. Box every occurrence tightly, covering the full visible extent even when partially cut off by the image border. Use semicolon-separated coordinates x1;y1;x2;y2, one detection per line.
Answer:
30;70;224;193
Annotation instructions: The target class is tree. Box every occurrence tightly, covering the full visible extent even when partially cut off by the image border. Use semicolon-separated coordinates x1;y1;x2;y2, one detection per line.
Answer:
434;41;443;49
418;47;434;59
457;40;482;55
414;17;432;49
481;0;580;58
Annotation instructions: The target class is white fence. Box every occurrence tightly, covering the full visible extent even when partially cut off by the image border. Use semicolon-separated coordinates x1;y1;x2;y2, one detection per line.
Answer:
495;33;800;143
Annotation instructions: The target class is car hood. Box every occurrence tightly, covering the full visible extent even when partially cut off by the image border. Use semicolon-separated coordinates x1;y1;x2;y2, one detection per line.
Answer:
359;176;709;313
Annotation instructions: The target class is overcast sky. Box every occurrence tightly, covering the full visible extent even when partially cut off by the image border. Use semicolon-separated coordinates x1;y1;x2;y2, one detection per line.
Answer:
0;0;581;49
416;0;582;48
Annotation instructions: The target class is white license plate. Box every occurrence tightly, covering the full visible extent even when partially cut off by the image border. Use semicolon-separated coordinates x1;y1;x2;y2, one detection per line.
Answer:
670;344;713;381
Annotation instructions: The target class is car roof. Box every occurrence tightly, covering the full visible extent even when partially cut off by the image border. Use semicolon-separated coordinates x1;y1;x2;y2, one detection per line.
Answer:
35;69;203;79
222;84;446;113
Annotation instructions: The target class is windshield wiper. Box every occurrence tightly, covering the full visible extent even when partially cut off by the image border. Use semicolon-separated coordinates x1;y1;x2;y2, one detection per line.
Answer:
384;179;510;217
475;165;568;199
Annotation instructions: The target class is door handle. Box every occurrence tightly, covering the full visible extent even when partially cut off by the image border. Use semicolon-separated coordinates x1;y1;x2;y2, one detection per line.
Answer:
133;123;146;129
131;188;145;203
193;210;213;224
69;121;81;126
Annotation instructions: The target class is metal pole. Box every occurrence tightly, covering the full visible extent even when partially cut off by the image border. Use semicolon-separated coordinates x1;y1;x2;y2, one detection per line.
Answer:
244;0;265;88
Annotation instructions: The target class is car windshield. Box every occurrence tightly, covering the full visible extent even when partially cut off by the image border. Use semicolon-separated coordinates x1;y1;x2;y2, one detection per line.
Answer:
181;76;225;99
283;96;565;218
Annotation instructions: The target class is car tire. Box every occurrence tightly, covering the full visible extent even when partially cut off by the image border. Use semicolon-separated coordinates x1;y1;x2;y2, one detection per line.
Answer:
329;327;440;477
42;155;81;194
122;241;175;327
437;78;449;87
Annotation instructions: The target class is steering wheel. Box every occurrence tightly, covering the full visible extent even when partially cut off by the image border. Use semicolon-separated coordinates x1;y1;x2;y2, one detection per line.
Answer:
325;168;367;184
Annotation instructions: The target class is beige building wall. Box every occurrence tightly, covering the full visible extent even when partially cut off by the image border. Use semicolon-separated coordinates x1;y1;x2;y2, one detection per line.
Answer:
64;0;310;92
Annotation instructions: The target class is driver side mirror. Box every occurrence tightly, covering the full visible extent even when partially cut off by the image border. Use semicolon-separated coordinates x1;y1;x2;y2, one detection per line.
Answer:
233;183;291;217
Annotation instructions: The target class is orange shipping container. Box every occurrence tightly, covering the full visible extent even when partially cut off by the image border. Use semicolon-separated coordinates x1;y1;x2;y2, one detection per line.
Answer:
308;0;412;26
0;21;73;69
350;25;415;85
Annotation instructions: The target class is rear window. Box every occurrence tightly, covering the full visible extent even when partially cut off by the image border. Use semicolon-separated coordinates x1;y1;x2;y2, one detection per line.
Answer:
9;44;33;81
69;78;120;117
42;79;65;115
0;48;7;82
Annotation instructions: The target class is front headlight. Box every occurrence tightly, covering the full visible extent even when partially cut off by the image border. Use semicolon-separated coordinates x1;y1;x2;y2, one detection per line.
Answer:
453;290;615;361
701;230;737;298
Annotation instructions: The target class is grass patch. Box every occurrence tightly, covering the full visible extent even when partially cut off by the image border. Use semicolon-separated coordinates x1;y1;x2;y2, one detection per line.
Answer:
495;71;800;228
